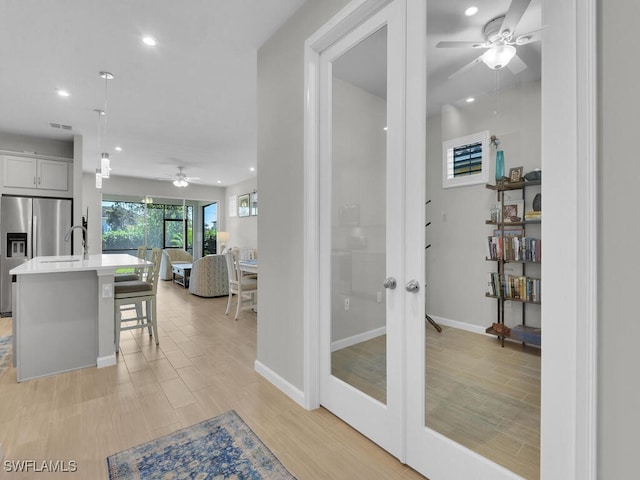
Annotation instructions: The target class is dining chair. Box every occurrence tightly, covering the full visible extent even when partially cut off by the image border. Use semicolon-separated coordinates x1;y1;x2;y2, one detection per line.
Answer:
115;245;148;282
114;247;161;352
224;250;258;320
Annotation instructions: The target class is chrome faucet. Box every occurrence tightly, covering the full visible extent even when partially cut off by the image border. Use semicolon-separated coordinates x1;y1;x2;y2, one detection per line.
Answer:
64;225;89;259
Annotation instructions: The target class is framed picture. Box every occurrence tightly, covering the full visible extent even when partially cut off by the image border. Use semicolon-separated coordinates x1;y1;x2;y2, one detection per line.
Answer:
503;200;524;222
238;193;250;217
250;191;258;216
509;166;524;183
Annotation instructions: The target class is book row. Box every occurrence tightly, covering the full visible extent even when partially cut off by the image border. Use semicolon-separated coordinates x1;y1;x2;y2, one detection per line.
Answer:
487;273;541;303
487;234;541;262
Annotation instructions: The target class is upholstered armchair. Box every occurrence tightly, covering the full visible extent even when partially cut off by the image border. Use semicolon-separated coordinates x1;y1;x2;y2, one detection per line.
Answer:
159;248;193;281
188;255;229;297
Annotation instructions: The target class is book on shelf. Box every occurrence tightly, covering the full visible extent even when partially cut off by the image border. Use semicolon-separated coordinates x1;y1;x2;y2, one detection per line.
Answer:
524;210;542;221
486;235;541;262
486;273;541;303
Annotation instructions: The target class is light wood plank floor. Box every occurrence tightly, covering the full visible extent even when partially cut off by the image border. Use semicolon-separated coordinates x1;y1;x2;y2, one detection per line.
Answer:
0;281;425;480
333;326;541;480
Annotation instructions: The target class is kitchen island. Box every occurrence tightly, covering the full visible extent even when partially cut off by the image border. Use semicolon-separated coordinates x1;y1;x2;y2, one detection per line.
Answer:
10;254;150;382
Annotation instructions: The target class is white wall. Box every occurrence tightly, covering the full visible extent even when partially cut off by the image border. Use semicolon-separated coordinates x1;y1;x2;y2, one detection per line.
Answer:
257;0;352;390
0;132;73;159
426;81;541;331
599;1;640;477
224;177;257;250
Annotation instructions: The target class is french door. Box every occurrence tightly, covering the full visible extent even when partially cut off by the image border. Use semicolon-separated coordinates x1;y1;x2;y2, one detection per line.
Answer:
316;0;530;477
309;0;591;479
318;0;408;458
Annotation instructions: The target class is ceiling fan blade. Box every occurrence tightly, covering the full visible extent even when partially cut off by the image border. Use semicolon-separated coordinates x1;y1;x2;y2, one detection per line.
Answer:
436;41;489;49
507;54;528;75
500;0;532;39
448;55;484;80
514;25;549;45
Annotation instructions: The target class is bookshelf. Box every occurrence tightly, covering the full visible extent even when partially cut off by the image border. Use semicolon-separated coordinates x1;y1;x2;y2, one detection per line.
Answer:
485;179;541;347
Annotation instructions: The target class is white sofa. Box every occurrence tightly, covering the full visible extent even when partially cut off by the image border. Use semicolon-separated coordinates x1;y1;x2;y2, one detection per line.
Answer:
159;248;193;281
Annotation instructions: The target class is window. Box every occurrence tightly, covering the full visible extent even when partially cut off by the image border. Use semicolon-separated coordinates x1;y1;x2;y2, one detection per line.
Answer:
203;203;218;256
442;130;490;188
102;200;194;255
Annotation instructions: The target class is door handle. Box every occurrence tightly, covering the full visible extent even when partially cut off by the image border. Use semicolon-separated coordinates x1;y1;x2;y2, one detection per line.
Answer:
405;280;420;293
383;277;397;289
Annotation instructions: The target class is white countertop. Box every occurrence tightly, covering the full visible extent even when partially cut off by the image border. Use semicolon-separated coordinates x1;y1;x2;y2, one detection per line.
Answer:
10;254;150;275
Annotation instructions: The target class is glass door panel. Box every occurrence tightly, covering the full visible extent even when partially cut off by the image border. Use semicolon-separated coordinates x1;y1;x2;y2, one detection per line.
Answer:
330;25;388;405
319;0;405;458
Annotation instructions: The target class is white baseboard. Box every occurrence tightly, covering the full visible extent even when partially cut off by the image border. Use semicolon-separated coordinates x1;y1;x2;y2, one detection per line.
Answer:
331;326;386;352
254;360;306;408
97;354;116;368
428;315;489;336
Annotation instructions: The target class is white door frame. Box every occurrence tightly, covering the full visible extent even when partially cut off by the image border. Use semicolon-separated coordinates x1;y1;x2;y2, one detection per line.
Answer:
302;0;597;477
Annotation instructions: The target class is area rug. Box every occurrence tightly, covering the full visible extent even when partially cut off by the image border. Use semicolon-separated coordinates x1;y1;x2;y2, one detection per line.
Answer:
106;410;295;479
0;335;12;376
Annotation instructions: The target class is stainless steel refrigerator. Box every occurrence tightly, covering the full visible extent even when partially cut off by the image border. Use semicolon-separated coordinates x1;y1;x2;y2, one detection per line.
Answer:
0;196;73;315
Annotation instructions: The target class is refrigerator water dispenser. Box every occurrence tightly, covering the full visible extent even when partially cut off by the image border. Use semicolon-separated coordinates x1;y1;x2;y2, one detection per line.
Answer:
7;233;27;259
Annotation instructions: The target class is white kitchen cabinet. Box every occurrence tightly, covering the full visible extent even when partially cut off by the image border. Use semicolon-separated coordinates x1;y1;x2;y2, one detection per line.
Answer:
3;155;69;192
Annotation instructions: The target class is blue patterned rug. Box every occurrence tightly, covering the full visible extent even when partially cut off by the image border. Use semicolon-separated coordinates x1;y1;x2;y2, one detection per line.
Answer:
0;335;12;376
106;410;296;479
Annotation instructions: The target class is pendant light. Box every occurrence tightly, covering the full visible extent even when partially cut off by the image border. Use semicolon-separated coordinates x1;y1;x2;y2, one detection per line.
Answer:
99;71;114;178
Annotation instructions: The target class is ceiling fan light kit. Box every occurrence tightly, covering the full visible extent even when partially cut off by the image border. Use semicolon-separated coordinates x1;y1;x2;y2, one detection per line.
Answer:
173;178;188;188
482;44;517;70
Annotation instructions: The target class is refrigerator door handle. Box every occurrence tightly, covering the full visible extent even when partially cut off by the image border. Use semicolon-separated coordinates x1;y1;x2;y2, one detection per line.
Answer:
33;215;37;257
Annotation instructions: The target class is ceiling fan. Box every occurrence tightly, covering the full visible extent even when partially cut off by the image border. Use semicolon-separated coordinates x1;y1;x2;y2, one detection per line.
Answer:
156;166;200;188
437;0;545;79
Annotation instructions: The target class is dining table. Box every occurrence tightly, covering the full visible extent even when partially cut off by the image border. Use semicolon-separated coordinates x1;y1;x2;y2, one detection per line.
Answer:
238;258;258;275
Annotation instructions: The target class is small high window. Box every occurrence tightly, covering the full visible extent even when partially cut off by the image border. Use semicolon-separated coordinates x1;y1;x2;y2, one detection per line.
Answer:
442;130;490;188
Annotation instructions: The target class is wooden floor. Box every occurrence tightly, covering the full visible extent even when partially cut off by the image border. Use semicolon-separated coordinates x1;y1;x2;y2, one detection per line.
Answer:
332;326;541;480
0;281;425;480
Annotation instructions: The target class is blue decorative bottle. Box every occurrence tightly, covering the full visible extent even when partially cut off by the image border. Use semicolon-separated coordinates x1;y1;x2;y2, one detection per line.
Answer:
495;150;505;181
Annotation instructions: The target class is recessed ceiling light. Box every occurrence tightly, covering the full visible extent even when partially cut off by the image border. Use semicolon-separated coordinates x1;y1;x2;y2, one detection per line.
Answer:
114;146;123;152
466;97;475;103
57;89;70;97
465;6;478;16
142;36;157;47
217;180;222;184
249;167;255;172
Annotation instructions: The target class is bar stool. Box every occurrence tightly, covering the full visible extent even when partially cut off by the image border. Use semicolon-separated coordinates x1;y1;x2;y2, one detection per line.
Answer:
115;246;148;282
114;248;161;352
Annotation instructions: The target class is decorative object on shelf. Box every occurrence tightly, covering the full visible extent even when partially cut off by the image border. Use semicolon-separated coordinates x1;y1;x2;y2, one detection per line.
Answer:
533;193;541;211
495;150;505;182
524;168;542;182
509;166;524;183
491;135;506;183
502;200;524;223
492;322;511;337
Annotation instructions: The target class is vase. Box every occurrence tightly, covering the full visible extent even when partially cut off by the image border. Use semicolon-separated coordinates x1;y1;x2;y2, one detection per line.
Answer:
495;150;505;181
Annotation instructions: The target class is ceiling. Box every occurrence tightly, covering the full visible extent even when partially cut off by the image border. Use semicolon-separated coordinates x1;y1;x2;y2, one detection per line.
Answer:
0;0;541;188
0;0;306;187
